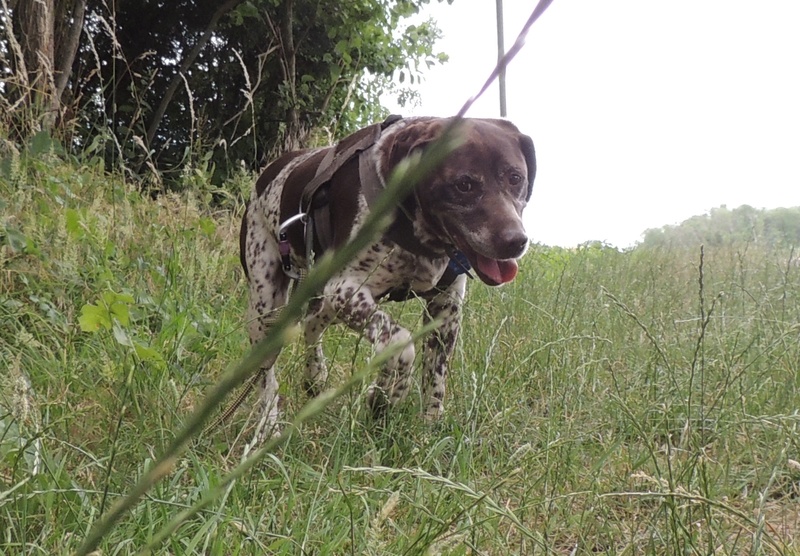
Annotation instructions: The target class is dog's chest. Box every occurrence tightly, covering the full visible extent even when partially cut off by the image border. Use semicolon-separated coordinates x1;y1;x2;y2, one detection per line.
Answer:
347;240;449;296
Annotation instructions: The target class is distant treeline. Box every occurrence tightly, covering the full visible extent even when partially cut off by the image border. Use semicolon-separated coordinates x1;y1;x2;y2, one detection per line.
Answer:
640;205;800;249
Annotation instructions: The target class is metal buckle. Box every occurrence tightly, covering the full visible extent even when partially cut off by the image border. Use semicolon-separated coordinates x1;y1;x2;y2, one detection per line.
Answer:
278;213;307;280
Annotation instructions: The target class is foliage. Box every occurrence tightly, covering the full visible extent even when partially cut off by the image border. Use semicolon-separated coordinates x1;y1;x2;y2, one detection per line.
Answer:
641;204;800;249
3;149;800;553
0;0;447;187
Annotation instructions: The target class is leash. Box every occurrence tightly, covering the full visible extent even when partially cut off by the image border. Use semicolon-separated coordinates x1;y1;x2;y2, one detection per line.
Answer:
202;303;300;437
455;0;554;120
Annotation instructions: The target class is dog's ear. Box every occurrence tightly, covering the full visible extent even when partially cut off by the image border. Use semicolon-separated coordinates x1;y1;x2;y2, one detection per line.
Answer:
518;133;536;202
379;119;444;179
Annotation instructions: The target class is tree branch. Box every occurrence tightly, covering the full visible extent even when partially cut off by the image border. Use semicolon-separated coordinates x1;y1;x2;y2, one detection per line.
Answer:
143;0;245;149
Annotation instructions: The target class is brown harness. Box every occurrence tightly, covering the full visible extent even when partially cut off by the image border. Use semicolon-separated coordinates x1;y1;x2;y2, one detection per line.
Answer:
302;115;402;253
276;114;469;300
277;115;399;273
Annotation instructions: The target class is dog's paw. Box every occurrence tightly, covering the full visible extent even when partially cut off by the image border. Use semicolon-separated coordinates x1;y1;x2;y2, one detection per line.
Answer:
366;384;389;419
251;417;282;446
302;380;321;398
303;355;329;397
302;367;328;398
250;396;282;445
423;404;444;422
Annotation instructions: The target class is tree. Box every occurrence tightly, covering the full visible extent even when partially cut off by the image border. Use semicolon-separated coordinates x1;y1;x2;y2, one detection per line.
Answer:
1;0;86;132
639;205;800;249
2;0;447;186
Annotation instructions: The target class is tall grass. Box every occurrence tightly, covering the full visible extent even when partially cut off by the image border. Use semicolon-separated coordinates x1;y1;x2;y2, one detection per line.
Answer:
2;148;800;554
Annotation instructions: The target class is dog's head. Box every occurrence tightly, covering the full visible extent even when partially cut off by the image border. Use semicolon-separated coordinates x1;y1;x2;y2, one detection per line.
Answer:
379;117;535;286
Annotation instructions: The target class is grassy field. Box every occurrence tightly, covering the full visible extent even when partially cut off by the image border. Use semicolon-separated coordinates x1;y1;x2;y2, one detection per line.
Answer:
2;150;800;555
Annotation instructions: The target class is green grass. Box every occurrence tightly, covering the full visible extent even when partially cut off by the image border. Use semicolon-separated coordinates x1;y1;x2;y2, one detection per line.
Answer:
2;150;800;554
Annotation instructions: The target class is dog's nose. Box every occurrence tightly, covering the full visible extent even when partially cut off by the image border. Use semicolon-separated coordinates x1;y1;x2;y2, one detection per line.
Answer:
499;228;529;258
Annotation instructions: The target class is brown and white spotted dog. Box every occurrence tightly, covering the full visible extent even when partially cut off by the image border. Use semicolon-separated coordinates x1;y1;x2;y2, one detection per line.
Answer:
240;116;535;436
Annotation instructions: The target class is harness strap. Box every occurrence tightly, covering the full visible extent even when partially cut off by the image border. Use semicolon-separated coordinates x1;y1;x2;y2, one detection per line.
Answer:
298;115;403;254
300;122;382;213
359;138;444;260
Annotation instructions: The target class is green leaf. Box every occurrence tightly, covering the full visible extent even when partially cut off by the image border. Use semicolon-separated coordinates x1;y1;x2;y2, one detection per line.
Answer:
198;217;216;237
133;342;165;367
78;304;112;332
65;208;82;238
103;292;133;328
103;240;116;259
79;291;134;332
112;323;133;347
4;226;28;252
24;235;40;257
230;0;259;25
28;130;58;156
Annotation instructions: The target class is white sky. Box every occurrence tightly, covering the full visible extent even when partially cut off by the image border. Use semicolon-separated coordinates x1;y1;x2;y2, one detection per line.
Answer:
388;0;800;248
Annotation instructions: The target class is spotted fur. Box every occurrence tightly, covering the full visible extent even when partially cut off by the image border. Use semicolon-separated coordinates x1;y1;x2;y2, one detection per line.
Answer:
241;117;535;438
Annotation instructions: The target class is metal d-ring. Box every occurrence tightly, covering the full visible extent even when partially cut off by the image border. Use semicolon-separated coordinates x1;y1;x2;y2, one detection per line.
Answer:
278;212;308;235
278;213;308;279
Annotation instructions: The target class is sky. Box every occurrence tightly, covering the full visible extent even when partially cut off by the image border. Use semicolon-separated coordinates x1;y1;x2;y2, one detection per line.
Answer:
388;0;800;248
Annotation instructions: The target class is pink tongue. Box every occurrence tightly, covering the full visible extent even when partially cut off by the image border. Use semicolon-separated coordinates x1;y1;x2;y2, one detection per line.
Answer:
476;255;519;284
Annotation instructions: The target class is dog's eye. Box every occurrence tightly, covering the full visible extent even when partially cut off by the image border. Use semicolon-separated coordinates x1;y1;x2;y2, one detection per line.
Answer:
508;173;524;186
454;176;475;194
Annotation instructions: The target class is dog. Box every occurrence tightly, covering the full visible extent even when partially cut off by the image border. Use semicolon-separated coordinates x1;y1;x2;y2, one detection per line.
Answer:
240;115;535;435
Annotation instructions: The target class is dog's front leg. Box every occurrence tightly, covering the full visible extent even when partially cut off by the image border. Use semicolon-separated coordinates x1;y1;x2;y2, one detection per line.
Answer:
328;280;416;417
422;274;467;420
302;297;333;396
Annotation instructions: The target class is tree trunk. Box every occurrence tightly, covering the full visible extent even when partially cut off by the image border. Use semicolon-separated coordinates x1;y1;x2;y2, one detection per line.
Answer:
273;0;308;151
53;0;87;105
17;0;58;129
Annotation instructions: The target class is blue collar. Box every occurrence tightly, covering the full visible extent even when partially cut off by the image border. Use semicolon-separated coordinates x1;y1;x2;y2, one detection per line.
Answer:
447;250;473;277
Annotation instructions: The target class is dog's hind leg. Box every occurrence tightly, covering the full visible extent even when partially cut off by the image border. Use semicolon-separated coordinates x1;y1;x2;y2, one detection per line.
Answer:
245;292;288;440
421;274;467;420
243;208;291;441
